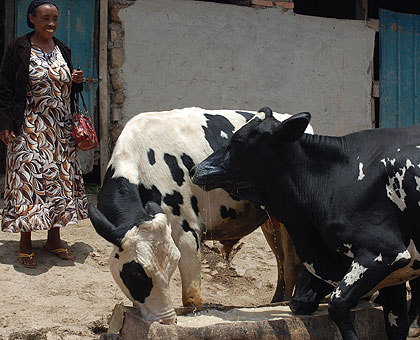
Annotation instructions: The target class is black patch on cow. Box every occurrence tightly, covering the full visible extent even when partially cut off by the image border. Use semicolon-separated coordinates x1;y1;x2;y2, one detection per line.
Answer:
182;220;200;251
163;191;183;216
220;206;237;219
115;253;120;259
235;111;255;122
139;184;162;206
120;261;153;303
181;153;195;175
202;114;236;152
164;153;185;187
147;149;156;165
93;166;151;245
412;260;420;270
229;193;242;201
191;195;199;217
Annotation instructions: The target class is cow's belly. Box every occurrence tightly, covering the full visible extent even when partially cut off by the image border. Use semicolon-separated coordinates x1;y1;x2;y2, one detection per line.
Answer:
195;189;268;241
367;240;420;294
201;202;267;241
368;267;420;295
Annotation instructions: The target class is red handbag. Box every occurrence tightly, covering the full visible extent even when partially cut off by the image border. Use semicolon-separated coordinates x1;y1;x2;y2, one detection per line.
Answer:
72;92;99;151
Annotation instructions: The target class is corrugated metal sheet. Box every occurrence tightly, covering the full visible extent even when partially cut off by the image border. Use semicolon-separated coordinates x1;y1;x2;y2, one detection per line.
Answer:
379;9;420;128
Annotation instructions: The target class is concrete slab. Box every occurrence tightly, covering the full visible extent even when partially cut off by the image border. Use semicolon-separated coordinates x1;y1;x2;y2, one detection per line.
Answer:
110;301;386;340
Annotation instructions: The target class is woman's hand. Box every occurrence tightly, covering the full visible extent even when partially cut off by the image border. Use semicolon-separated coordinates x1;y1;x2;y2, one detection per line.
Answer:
71;69;84;84
0;130;15;145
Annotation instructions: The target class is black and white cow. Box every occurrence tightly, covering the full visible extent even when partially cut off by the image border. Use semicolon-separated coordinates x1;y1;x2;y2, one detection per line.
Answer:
89;107;312;315
89;200;180;324
191;107;420;340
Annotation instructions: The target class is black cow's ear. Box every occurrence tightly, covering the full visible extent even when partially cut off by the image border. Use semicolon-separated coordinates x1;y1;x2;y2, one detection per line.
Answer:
274;112;311;142
145;201;164;216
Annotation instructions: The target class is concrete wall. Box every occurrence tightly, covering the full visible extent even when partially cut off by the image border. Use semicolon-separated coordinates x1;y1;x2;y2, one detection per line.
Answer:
118;0;375;136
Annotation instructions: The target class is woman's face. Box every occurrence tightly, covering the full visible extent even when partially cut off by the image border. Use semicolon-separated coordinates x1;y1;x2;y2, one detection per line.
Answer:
29;4;59;40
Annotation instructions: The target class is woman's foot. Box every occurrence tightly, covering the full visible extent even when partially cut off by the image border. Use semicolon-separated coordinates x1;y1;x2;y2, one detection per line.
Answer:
44;228;74;261
19;232;37;268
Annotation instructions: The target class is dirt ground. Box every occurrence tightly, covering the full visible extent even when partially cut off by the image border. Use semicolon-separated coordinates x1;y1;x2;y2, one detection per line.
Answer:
0;195;278;340
1;195;419;340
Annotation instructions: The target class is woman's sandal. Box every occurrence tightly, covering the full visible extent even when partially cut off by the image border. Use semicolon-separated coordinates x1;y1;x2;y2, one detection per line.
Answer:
18;252;37;268
43;247;74;261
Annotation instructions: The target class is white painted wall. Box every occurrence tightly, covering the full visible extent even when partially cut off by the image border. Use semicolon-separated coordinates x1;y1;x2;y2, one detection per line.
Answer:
119;0;375;136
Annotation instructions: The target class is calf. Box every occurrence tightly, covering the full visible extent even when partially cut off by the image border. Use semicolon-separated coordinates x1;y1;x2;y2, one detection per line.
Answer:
191;107;420;340
91;107;312;308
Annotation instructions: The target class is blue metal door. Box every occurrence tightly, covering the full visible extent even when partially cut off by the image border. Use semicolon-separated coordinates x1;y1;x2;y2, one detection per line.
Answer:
379;9;420;128
15;0;98;172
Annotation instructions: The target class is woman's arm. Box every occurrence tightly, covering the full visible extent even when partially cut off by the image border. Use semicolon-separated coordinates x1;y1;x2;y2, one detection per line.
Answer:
0;43;15;131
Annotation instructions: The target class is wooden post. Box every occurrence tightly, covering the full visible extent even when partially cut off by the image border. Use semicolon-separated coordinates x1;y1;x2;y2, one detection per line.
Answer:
99;0;109;185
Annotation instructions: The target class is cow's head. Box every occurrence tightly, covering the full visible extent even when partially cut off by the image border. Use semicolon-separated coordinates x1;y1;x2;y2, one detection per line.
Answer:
191;108;311;206
88;201;180;324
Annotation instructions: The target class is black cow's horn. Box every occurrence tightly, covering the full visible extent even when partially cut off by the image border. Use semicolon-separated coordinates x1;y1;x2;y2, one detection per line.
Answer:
258;107;273;119
88;203;129;246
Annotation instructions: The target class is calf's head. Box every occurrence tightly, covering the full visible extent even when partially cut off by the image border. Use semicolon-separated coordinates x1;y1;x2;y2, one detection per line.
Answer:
88;201;180;324
191;107;311;206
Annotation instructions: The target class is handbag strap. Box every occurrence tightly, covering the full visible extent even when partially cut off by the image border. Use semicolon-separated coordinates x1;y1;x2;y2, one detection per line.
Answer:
75;92;89;115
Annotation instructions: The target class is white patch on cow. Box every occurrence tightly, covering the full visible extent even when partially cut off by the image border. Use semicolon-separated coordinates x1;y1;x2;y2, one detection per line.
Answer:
220;131;228;139
358;163;365;181
343;262;368;286
391;249;410;265
342;243;354;258
381;158;386;166
415;176;420;192
382;158;410;211
388;312;398;327
331;287;341;300
406;159;414;169
303;262;338;287
374;253;383;262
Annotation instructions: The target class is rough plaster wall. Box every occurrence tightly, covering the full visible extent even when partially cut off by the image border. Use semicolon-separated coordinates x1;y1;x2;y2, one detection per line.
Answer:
119;0;375;136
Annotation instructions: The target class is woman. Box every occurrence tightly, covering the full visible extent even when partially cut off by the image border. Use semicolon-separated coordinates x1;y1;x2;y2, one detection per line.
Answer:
0;0;89;268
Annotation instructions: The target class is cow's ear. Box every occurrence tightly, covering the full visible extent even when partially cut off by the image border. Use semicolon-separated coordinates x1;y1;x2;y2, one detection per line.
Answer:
274;112;311;142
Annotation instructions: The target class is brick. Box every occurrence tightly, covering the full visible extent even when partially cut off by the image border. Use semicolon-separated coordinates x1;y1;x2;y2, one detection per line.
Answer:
275;1;294;9
251;0;273;7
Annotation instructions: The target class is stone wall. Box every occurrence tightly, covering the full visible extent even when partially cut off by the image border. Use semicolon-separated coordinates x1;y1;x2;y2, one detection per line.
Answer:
108;0;135;146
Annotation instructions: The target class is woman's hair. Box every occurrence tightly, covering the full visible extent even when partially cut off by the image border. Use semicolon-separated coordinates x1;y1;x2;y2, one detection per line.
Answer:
27;0;58;29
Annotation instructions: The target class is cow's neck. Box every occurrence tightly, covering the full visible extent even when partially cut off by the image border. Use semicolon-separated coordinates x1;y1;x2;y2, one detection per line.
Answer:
261;133;348;225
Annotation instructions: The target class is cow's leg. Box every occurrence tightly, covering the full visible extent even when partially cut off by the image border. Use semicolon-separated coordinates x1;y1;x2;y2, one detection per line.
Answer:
379;283;409;340
172;227;203;307
281;223;300;300
290;265;334;314
261;219;285;302
408;277;420;326
262;219;300;302
328;254;411;340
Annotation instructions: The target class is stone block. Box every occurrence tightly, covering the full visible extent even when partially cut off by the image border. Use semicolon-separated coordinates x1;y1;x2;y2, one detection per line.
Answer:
116;301;387;340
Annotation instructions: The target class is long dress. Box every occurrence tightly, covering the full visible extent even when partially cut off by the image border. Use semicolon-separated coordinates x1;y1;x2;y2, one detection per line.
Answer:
1;44;89;233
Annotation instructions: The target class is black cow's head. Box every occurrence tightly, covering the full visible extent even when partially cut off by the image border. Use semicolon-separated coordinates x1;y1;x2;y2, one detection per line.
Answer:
191;107;311;206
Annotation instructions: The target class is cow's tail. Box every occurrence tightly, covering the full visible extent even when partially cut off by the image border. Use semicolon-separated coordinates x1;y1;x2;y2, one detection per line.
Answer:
88;203;128;246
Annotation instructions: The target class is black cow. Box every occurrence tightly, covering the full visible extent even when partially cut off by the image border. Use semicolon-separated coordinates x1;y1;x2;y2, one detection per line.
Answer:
191;107;420;340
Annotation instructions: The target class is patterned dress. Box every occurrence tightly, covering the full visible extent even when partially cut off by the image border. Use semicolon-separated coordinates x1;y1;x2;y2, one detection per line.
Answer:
1;45;89;233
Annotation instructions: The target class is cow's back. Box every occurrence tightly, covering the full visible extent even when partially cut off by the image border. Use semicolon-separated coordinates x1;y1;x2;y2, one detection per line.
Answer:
110;108;274;241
